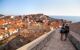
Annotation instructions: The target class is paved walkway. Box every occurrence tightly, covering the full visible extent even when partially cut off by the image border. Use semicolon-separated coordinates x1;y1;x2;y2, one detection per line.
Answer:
42;29;76;50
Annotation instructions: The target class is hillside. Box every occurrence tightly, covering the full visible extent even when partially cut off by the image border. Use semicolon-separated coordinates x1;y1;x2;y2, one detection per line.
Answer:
0;14;4;16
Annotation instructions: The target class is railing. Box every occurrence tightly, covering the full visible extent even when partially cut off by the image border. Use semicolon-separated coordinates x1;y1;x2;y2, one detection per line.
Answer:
17;29;55;50
68;31;80;50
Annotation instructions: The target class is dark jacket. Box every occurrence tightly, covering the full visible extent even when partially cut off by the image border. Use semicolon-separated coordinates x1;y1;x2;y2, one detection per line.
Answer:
64;25;69;33
60;26;65;33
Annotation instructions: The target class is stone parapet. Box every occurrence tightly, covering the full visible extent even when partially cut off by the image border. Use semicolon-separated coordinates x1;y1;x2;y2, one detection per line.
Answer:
17;29;55;50
68;31;80;50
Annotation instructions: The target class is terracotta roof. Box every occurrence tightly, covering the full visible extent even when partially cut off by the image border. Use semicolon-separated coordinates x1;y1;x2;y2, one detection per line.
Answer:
0;19;5;25
0;28;5;35
8;27;17;33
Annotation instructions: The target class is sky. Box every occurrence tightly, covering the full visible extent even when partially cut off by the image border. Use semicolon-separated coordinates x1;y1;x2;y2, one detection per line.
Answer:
0;0;80;16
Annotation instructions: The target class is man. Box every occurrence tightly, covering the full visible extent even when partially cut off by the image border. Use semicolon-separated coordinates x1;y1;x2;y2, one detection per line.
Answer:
64;24;69;41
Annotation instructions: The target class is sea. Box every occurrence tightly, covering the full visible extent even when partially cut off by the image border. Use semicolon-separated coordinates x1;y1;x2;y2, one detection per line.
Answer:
50;16;80;23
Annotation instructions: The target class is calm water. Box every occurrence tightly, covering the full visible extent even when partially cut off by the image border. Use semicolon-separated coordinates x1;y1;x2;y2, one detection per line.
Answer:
50;16;80;23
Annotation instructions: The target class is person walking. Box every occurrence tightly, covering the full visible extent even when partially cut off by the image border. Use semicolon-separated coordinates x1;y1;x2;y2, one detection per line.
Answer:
64;24;69;41
60;23;65;41
60;23;70;41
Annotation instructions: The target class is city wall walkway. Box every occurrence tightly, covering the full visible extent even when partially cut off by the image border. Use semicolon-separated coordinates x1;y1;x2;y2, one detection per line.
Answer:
42;29;76;50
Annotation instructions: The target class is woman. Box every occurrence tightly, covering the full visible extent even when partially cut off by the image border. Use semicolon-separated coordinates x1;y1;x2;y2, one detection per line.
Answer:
60;23;65;41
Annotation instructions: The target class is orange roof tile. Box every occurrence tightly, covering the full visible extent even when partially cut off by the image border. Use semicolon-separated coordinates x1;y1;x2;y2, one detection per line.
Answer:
8;28;16;33
0;19;5;25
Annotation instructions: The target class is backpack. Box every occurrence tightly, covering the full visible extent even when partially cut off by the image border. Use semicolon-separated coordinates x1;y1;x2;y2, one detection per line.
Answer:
60;27;65;33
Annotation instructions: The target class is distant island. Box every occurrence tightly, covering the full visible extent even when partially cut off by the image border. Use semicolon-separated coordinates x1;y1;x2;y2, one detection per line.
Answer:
0;14;4;16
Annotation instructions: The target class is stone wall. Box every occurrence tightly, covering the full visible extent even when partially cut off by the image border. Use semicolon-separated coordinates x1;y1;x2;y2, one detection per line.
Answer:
68;31;80;50
31;30;55;50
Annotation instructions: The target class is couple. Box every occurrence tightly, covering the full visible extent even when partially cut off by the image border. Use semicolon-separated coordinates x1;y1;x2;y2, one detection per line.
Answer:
60;23;69;41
